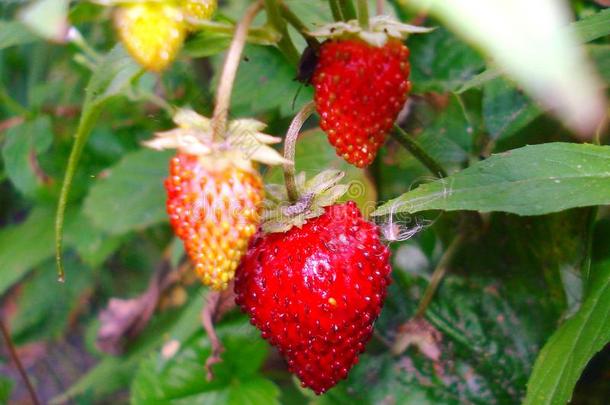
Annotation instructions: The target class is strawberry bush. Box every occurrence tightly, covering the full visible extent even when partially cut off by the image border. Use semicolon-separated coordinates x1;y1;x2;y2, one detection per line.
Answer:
0;0;609;403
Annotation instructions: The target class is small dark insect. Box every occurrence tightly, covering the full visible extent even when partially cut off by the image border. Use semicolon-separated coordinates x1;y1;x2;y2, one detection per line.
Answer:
295;41;320;85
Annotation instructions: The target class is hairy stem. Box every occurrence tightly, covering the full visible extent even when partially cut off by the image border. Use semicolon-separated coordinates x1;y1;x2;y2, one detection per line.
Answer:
414;234;464;318
55;107;102;281
264;0;299;65
357;0;369;29
212;1;263;140
0;318;40;405
284;101;316;202
391;124;448;178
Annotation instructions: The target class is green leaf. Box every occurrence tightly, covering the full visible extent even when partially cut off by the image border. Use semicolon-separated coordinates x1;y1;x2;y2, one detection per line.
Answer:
0;375;13;403
55;44;141;278
414;95;473;167
19;0;69;42
524;260;610;405
1;116;53;198
10;258;93;344
482;77;541;140
131;322;279;405
83;149;171;235
214;44;313;117
400;0;607;134
0;206;58;296
185;31;232;58
52;291;207;404
184;26;280;57
321;275;552;404
0;20;38;49
589;45;610;83
570;8;610;44
265;128;377;212
64;210;124;268
408;26;485;93
0;204;117;296
374;143;610;217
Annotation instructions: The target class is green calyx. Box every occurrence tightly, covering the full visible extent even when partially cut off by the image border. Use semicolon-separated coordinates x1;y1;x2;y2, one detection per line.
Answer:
262;170;349;233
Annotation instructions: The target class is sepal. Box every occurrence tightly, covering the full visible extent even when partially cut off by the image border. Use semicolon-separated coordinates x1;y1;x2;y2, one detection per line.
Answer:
261;170;349;233
308;15;434;47
143;108;291;169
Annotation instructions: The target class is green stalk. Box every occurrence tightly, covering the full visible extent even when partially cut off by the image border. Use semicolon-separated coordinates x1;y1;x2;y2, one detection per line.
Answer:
329;0;344;21
283;101;316;202
414;233;464;318
338;0;357;20
264;0;299;65
357;0;369;29
280;2;319;45
187;20;282;44
391;124;448;178
581;207;598;289
55;106;102;281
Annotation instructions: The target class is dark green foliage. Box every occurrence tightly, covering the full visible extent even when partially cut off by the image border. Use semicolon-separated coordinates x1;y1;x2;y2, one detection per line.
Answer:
0;1;609;404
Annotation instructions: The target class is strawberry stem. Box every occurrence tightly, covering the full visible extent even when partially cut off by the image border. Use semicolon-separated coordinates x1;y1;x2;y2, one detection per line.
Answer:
280;3;319;46
0;318;41;405
357;0;369;29
391;124;448;178
55;104;103;282
339;0;357;20
264;0;299;65
283;101;316;202
211;0;263;141
414;233;464;318
329;0;344;21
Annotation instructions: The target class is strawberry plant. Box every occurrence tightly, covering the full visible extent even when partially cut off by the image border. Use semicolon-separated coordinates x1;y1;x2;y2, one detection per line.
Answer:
0;0;609;404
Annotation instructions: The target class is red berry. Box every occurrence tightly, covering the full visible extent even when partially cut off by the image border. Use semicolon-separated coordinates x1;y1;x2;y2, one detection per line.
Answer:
313;39;411;168
166;153;263;290
234;201;391;394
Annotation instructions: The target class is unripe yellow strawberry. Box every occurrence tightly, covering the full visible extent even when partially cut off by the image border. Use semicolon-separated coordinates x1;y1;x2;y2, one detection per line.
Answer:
182;0;216;24
114;2;186;72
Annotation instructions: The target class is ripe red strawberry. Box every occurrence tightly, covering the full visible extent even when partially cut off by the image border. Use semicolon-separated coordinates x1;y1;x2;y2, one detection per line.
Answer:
235;201;391;394
166;154;263;290
312;38;411;168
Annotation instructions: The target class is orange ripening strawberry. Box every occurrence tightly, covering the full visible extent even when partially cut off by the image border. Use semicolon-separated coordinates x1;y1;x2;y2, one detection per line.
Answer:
144;109;289;290
308;16;433;168
114;2;186;72
166;154;262;289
